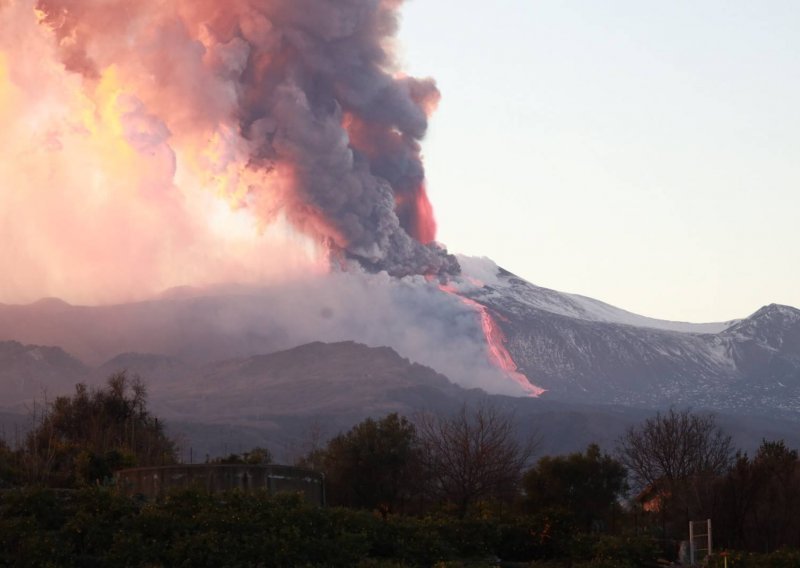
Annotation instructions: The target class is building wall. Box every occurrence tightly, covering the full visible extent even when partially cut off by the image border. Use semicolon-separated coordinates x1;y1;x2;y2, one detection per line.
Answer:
115;464;325;505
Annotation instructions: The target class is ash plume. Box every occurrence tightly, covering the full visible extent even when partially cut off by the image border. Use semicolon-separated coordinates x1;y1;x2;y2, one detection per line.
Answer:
0;2;539;398
29;0;458;278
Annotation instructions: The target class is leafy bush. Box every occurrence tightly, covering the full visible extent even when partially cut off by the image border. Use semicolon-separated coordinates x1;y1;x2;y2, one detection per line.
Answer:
495;511;577;561
709;548;800;568
583;534;661;568
0;487;688;567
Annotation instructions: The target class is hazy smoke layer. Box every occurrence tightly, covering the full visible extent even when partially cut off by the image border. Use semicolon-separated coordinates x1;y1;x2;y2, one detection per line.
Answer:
0;266;532;397
200;270;530;396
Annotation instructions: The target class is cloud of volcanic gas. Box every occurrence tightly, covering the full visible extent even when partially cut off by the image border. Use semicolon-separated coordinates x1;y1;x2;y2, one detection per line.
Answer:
0;0;456;304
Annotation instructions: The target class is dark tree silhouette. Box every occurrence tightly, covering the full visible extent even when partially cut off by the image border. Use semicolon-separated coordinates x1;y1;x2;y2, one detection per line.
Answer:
0;438;18;488
523;443;628;532
737;440;800;551
617;408;734;540
617;408;734;492
210;447;273;465
314;413;422;516
24;372;177;486
417;402;536;517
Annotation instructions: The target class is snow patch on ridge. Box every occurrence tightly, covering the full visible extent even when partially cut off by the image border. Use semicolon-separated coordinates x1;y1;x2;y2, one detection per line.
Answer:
457;256;737;334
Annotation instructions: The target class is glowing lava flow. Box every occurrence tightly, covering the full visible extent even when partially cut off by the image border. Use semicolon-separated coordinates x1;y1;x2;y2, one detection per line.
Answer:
440;283;546;397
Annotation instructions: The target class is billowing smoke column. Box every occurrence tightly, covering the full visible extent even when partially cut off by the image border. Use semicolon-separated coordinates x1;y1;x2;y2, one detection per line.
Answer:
0;1;543;397
32;0;458;278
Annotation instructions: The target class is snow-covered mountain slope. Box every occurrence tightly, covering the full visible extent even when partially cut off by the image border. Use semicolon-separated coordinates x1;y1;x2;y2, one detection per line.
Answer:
456;257;736;333
457;259;800;415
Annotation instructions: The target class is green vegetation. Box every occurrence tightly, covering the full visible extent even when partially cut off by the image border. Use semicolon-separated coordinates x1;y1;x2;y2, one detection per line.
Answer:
615;411;800;556
311;413;422;515
708;549;800;568
416;403;536;518
710;440;800;553
1;373;176;488
0;438;17;488
209;446;273;465
523;443;628;532
3;383;800;566
0;487;662;567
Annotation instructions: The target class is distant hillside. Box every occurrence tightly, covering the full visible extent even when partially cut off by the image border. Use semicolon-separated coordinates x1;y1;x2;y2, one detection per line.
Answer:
3;266;800;418
0;340;88;405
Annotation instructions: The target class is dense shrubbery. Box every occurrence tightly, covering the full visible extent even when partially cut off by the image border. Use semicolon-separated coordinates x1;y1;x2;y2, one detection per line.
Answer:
313;413;423;515
617;411;800;556
523;444;628;533
708;549;800;568
0;487;663;567
0;439;18;488
5;391;800;565
1;373;177;489
0;488;370;567
304;406;536;519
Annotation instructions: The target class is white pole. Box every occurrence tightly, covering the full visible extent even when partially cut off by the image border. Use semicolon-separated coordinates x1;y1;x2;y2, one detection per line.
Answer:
708;518;713;557
689;521;695;565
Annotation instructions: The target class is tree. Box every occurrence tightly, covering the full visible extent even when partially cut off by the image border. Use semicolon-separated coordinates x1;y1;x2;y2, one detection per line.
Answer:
315;413;422;515
713;439;800;552
417;402;536;517
24;372;177;487
523;444;628;532
617;408;734;539
210;447;273;465
617;408;734;492
0;438;20;488
747;440;799;551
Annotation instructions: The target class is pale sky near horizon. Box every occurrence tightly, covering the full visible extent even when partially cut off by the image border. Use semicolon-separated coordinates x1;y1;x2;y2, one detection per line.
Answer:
398;1;799;323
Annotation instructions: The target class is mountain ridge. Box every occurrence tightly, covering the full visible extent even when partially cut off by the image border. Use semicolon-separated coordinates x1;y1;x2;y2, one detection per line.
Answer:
1;263;798;419
464;268;800;415
2;338;799;462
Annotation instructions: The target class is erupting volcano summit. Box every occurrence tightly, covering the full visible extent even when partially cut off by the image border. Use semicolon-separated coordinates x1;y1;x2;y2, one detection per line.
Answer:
1;0;458;299
1;0;554;397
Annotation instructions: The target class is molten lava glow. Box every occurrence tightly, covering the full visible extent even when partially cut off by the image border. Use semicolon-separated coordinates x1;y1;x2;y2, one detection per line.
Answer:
409;184;438;245
393;184;438;245
440;283;546;397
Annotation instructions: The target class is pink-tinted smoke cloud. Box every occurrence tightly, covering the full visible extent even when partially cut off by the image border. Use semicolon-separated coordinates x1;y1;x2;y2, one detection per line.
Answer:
0;0;457;304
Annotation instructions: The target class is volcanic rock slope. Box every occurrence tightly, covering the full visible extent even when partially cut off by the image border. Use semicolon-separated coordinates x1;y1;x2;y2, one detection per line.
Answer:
468;269;800;416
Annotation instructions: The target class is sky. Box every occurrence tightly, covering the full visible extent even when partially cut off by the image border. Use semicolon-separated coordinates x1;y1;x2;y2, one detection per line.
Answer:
398;0;800;323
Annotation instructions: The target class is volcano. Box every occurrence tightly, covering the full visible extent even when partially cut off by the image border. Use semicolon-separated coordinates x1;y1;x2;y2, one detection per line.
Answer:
459;263;800;416
2;1;798;461
1;257;799;419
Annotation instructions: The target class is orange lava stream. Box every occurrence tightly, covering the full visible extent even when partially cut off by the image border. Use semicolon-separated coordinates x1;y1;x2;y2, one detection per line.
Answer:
412;183;438;245
440;284;546;397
